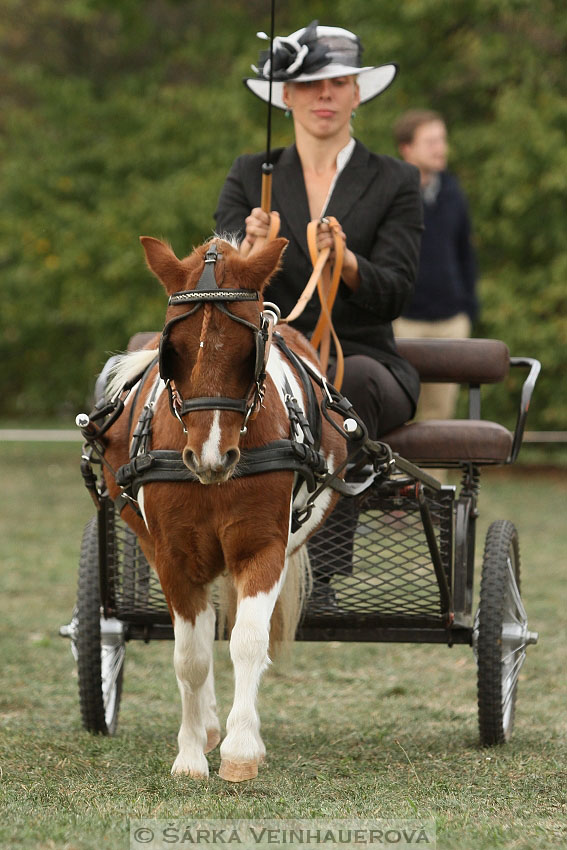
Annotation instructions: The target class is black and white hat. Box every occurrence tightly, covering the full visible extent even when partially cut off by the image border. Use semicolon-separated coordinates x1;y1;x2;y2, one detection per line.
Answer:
245;21;398;110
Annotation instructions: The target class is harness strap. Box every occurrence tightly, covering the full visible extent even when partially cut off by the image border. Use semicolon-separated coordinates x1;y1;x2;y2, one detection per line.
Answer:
130;366;163;458
176;397;249;415
116;441;328;502
127;355;159;436
273;333;321;451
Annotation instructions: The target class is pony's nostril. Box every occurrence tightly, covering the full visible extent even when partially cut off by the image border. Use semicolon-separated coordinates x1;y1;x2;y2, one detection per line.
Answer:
223;448;240;470
182;448;198;471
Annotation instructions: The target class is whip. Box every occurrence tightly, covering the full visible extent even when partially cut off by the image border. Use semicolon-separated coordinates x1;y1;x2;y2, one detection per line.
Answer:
242;0;280;255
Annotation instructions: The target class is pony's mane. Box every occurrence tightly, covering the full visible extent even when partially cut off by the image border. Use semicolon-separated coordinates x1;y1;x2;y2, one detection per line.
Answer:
213;232;241;251
105;347;159;399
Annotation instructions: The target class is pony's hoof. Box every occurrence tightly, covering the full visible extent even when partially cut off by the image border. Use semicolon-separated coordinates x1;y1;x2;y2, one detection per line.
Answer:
171;765;209;779
218;759;258;782
171;754;209;779
205;728;221;753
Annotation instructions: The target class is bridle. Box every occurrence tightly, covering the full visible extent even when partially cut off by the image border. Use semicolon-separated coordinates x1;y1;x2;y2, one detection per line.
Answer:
159;242;280;436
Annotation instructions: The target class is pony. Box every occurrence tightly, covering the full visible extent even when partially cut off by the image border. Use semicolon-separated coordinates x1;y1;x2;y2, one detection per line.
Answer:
102;235;348;782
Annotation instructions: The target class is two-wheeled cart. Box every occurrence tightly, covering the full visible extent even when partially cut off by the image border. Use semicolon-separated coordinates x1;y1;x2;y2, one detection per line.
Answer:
61;336;540;746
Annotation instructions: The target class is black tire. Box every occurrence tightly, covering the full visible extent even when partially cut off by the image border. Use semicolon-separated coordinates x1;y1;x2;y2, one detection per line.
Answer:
77;516;124;735
476;520;528;746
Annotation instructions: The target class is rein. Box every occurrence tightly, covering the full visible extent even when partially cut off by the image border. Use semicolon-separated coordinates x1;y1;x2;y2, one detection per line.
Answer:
282;216;345;388
244;215;346;389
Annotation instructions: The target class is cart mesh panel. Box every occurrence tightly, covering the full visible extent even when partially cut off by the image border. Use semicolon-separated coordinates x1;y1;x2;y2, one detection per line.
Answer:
103;483;454;631
105;505;170;623
305;485;454;625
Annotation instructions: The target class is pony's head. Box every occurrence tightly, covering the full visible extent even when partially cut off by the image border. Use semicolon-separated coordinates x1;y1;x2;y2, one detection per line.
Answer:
141;235;287;484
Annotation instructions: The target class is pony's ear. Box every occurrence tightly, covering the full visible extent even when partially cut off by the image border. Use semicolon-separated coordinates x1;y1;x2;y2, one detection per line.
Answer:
251;238;288;291
140;236;187;294
229;237;288;293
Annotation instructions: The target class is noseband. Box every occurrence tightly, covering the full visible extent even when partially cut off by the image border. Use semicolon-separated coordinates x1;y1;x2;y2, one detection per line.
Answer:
159;243;278;435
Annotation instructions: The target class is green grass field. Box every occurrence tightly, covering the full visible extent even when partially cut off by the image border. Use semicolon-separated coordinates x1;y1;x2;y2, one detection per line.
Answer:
1;442;565;850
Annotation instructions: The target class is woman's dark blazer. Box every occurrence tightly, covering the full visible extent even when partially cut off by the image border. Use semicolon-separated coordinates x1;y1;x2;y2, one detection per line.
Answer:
214;140;423;406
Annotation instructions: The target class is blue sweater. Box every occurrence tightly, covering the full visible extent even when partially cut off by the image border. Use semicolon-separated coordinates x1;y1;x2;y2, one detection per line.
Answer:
402;171;478;322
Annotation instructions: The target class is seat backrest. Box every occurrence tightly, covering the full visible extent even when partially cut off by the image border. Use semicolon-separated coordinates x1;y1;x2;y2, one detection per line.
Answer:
127;331;158;352
396;338;510;384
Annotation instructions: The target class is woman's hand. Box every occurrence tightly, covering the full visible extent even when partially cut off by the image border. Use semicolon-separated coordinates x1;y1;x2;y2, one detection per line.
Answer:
242;208;280;254
316;219;360;292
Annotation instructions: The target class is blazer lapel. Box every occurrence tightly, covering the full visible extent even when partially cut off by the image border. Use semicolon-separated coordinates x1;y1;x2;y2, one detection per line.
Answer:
325;141;378;223
271;145;312;260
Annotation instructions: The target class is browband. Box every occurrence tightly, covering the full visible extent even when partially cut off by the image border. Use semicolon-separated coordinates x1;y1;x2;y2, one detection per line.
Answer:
168;289;259;305
167;242;259;306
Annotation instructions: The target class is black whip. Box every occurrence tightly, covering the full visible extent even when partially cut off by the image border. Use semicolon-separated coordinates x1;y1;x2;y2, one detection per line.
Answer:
260;0;276;210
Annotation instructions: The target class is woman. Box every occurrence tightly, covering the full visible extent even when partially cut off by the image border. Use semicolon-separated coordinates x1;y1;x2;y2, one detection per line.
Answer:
215;22;423;607
215;21;423;440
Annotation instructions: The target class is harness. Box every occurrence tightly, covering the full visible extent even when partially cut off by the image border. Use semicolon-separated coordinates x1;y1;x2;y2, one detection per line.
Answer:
159;243;274;436
78;242;394;529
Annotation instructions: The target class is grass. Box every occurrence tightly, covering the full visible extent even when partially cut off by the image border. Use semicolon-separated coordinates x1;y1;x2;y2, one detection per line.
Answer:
0;441;566;850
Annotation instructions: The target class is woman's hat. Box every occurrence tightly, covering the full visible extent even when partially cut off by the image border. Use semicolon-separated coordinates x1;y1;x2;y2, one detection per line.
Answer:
244;21;398;110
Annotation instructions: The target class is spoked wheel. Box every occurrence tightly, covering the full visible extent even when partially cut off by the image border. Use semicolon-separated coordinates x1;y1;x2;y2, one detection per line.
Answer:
75;516;126;735
473;520;538;745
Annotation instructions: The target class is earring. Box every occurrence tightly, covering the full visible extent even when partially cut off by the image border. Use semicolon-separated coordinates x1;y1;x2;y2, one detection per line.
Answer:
285;108;292;118
351;110;357;119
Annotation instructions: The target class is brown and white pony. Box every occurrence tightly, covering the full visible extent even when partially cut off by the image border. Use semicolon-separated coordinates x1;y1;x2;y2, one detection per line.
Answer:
103;235;346;782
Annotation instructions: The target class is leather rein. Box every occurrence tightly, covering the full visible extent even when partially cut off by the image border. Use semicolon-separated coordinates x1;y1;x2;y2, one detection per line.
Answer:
249;213;346;389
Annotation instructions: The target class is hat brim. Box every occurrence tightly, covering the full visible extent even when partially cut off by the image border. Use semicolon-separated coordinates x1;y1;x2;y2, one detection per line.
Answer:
244;64;398;110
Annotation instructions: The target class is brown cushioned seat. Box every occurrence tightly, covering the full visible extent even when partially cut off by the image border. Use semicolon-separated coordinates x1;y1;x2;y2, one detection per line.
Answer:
382;420;513;464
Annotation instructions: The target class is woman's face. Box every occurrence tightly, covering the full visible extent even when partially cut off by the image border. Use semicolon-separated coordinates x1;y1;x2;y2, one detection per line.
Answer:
283;76;360;140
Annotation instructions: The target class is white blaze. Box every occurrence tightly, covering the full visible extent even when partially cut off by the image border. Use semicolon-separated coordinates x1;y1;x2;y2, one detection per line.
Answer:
200;409;223;468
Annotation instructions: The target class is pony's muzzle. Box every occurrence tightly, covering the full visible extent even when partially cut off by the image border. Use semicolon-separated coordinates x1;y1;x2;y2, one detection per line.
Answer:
182;447;240;484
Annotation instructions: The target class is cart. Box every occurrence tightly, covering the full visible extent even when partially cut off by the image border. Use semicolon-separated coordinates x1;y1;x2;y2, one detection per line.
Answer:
60;336;540;746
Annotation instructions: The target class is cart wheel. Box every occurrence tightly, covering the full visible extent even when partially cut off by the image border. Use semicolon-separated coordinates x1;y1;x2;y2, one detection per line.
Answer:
474;520;538;745
77;516;125;735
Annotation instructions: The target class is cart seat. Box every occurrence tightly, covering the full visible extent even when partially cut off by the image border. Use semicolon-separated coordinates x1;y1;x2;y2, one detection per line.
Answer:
383;419;512;464
382;338;514;466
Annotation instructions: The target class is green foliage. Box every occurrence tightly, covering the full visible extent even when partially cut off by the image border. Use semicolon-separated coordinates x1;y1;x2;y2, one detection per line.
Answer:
1;0;565;426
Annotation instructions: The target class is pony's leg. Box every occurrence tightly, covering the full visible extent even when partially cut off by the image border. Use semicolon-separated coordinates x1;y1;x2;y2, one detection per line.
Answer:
219;555;287;782
171;601;218;778
202;657;221;753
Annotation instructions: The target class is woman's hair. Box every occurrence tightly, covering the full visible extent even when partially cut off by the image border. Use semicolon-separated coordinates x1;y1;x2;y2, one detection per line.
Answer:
393;109;444;146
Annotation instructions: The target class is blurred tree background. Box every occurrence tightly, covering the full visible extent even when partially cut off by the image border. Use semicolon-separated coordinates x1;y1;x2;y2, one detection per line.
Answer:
1;0;565;428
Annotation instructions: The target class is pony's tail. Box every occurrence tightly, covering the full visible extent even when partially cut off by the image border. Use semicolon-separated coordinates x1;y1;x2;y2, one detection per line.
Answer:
270;546;312;653
214;546;312;657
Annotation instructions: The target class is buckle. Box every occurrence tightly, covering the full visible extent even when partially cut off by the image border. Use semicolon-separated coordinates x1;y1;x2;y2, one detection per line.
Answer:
134;454;155;474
